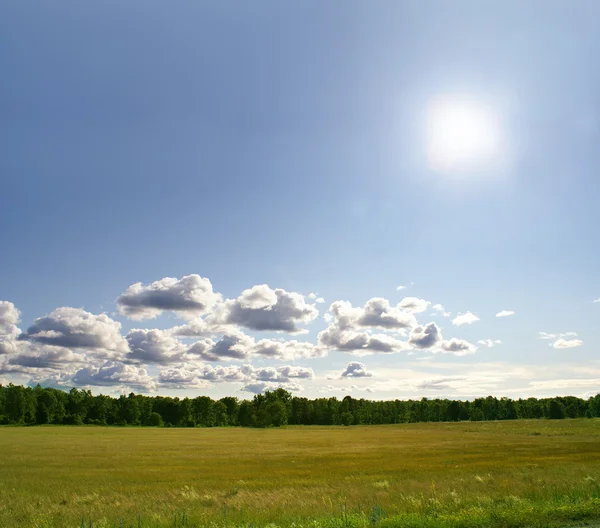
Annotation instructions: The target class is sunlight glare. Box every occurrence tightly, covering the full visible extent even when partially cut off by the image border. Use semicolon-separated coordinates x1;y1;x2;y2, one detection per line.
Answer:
426;96;502;173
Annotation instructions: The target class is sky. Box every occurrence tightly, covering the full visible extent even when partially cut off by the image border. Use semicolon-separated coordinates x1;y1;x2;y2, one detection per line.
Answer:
1;1;599;400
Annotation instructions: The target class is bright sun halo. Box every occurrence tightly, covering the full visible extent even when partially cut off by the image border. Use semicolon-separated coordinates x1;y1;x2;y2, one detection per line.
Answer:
426;96;501;173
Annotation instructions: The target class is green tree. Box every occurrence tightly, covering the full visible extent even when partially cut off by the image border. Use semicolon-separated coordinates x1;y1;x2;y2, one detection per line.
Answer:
548;399;566;419
238;400;255;426
219;397;239;426
214;401;229;426
5;384;36;424
192;396;215;427
148;412;164;427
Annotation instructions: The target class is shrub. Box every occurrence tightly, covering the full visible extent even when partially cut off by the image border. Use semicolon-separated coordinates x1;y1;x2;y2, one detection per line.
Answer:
148;412;164;427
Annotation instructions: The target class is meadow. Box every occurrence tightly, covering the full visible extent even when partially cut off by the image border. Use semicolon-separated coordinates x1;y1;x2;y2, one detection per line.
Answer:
1;420;600;528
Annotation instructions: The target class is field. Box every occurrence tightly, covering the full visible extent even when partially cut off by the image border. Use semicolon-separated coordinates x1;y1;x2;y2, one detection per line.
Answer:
1;420;600;528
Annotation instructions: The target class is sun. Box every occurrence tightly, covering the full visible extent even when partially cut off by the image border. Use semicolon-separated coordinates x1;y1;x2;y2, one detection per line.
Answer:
426;96;502;173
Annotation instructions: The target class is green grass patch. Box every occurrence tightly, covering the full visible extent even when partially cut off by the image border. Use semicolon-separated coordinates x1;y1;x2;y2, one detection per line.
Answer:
1;420;600;527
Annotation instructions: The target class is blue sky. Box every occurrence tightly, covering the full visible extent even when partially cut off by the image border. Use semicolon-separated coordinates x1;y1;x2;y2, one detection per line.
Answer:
1;1;599;399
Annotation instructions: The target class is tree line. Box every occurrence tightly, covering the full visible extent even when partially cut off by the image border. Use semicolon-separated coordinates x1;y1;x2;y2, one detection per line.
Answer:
0;383;598;427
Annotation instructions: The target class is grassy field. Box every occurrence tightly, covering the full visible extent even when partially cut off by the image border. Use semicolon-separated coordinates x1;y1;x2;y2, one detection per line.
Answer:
1;420;600;528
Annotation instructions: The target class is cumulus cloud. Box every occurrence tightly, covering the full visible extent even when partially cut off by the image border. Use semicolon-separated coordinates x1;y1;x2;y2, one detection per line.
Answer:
117;275;221;320
158;357;314;390
238;284;278;309
20;307;128;359
440;338;477;356
432;306;452;318
477;339;502;348
551;338;583;349
249;365;314;382
240;380;303;394
73;361;156;392
308;293;325;304
496;310;515;317
176;331;323;363
539;331;578;340
329;299;417;331
9;344;85;370
275;365;314;380
157;365;211;389
452;312;480;326
252;338;323;360
398;297;430;314
340;361;372;378
126;329;186;365
187;331;254;362
318;324;410;354
159;363;249;388
210;285;319;333
396;285;406;291
409;322;442;349
27;370;75;389
167;319;215;337
0;301;21;355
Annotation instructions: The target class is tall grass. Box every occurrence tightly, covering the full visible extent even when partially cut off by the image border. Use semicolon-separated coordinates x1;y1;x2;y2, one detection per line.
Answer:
2;419;599;527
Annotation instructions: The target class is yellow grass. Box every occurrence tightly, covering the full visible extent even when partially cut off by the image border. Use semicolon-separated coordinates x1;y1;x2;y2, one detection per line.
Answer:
1;419;600;527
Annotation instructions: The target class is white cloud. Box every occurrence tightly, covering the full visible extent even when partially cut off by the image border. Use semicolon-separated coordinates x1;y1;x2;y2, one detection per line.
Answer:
593;298;600;303
477;339;502;348
539;331;578;340
117;275;221;320
551;338;583;349
238;284;278;309
496;310;515;318
452;311;480;326
240;381;303;394
159;363;312;390
273;365;314;380
21;307;128;360
0;301;21;355
210;285;319;333
307;293;325;303
415;377;466;391
73;361;156;392
184;333;322;363
396;285;406;291
398;297;431;314
157;365;211;389
167;320;214;337
0;301;21;334
251;338;323;360
432;304;444;312
340;361;372;378
159;363;248;388
440;338;477;356
409;322;442;349
329;298;417;331
8;343;85;370
126;329;186;365
187;331;254;362
318;324;410;354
